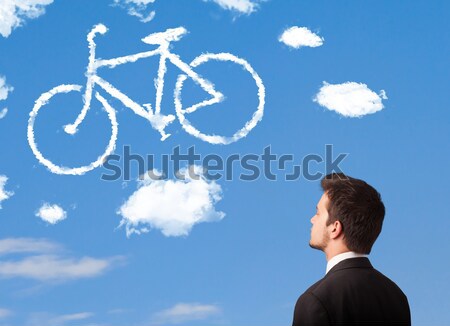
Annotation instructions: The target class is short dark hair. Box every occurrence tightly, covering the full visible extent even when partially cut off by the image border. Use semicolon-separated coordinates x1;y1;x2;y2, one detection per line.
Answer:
321;173;385;254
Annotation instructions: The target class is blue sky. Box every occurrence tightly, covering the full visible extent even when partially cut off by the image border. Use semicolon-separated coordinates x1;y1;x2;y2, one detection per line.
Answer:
0;0;449;325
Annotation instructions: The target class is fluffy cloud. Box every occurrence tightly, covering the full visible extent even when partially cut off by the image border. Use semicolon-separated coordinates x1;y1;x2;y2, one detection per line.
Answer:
313;81;388;118
113;0;156;23
204;0;260;14
0;238;124;282
35;203;67;224
0;0;54;38
0;175;14;209
279;26;324;49
152;303;221;325
118;166;225;237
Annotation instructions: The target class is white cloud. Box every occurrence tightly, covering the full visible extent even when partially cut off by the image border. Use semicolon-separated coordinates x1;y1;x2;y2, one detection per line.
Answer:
204;0;260;14
113;0;156;23
279;26;324;49
152;303;221;325
50;312;93;324
118;166;225;237
0;238;60;255
0;175;14;209
0;108;8;119
0;238;124;282
0;76;13;101
313;81;388;118
114;0;262;20
0;308;12;318
0;76;13;120
35;203;67;224
0;0;54;38
0;255;122;281
25;311;93;326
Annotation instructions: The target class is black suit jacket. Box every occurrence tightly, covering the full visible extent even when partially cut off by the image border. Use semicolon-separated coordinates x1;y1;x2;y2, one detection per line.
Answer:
292;257;411;325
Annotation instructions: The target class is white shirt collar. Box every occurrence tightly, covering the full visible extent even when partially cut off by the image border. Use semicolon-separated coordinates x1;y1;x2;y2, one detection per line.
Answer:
326;251;368;275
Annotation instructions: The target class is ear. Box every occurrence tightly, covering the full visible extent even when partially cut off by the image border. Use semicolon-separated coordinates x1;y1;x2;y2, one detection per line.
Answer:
329;220;344;239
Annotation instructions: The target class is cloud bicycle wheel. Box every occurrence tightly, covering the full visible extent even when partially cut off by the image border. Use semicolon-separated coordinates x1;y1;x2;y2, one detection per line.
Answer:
174;53;265;145
27;84;118;175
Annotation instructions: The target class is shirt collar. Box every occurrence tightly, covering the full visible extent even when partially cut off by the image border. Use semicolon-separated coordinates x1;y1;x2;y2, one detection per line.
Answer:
326;251;368;274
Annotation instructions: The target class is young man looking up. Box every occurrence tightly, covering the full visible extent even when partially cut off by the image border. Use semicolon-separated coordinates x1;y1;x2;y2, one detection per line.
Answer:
292;173;411;325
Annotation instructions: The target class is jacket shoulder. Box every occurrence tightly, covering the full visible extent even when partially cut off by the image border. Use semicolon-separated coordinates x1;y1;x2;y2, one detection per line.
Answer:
306;265;410;324
293;289;331;326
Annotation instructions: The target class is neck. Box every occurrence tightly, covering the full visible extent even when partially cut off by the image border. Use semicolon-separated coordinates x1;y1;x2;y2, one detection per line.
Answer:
324;246;351;261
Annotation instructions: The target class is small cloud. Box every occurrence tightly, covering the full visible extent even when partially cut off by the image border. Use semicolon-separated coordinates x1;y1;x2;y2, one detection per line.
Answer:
313;81;387;118
204;0;261;15
0;255;123;282
0;108;8;119
0;238;60;256
279;26;324;49
0;0;54;38
0;75;13;120
113;0;156;23
118;166;225;237
0;175;14;209
0;308;12;319
50;312;93;324
35;203;67;224
0;76;14;101
0;238;124;282
152;303;221;325
25;311;93;326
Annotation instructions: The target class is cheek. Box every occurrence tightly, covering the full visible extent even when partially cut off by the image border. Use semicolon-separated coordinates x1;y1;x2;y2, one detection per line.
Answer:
320;216;328;228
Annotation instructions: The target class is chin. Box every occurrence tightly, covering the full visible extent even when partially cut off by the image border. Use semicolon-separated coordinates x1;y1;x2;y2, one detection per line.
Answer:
309;241;323;251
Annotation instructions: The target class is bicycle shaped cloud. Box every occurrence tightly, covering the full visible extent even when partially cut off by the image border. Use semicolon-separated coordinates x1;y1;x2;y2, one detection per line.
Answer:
28;24;265;175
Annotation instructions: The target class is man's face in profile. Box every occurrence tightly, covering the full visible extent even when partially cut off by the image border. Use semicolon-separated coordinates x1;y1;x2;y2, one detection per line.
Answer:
309;193;331;251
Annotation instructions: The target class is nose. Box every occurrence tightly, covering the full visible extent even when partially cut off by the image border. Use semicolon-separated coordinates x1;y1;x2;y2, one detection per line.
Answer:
310;216;314;224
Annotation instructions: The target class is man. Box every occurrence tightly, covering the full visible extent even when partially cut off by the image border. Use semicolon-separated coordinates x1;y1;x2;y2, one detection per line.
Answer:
292;173;411;325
